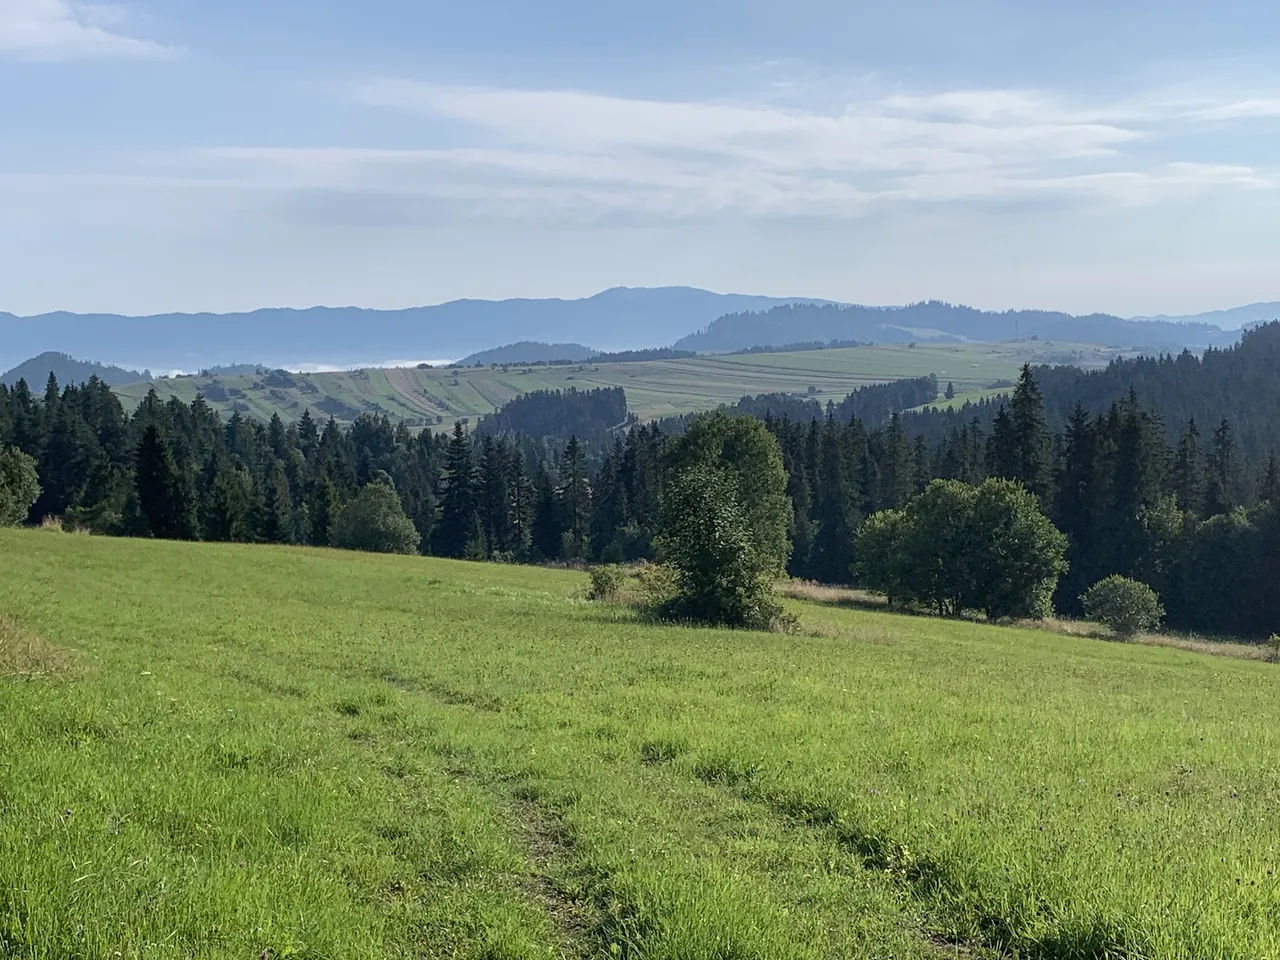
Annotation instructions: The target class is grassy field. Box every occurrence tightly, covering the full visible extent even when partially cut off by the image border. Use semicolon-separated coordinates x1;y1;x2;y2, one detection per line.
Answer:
112;341;1127;425
4;530;1277;959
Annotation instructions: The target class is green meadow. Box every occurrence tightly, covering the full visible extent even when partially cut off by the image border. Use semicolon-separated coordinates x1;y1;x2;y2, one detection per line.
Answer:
2;529;1277;958
111;340;1126;425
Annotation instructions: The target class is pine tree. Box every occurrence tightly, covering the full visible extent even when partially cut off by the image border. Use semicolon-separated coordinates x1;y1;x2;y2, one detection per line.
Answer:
476;436;513;558
1005;364;1052;502
1259;453;1280;505
945;381;956;401
435;422;476;558
207;457;255;542
507;448;536;560
880;414;914;510
1205;418;1240;516
307;470;340;547
590;438;627;561
260;459;295;543
134;424;195;539
1171;419;1204;516
557;436;592;560
531;463;562;560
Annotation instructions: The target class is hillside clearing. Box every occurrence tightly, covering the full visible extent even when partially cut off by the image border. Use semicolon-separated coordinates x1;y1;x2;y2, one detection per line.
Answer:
2;530;1277;958
110;341;1130;425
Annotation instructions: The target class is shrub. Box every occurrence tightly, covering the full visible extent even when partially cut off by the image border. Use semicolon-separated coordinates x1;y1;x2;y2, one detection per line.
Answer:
0;447;40;526
330;480;421;555
656;412;791;629
587;565;626;601
656;465;782;629
1081;575;1165;640
854;478;1068;621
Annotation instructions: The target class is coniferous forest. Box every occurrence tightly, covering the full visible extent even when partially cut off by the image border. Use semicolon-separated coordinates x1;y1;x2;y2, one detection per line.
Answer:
3;323;1280;639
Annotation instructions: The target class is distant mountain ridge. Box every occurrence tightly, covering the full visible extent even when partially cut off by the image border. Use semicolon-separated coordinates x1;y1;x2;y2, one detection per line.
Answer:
674;301;1239;354
1;351;150;388
1128;302;1280;330
0;287;1260;375
0;287;829;373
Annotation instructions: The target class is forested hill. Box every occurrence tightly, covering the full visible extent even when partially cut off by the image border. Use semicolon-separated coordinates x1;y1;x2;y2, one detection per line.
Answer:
908;321;1280;460
674;302;1236;353
459;342;597;365
1;352;150;388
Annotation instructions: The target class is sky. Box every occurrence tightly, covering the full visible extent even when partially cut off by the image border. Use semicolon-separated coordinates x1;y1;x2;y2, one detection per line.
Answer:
3;0;1280;318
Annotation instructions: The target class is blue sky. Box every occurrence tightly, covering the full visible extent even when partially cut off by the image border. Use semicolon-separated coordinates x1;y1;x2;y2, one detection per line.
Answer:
3;0;1280;317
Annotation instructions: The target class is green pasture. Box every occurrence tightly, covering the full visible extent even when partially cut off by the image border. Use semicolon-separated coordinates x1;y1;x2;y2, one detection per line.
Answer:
3;529;1271;958
112;341;1125;425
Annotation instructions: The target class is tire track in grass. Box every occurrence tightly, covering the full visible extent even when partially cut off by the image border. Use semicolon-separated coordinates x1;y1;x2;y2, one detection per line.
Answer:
681;751;1149;960
392;671;953;960
376;670;610;959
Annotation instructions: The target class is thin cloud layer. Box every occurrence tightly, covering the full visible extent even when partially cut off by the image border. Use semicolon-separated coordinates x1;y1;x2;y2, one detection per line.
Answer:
184;81;1276;219
0;0;176;60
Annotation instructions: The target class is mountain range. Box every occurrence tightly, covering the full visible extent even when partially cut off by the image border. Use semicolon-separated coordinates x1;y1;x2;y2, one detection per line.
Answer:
0;287;1270;375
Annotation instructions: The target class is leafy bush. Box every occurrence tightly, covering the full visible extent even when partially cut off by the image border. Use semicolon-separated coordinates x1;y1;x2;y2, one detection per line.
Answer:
330;480;420;555
0;447;40;527
656;465;782;629
855;478;1068;621
1081;575;1165;640
587;564;626;601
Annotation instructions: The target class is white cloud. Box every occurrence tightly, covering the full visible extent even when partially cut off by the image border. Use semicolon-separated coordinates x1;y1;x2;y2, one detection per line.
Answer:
171;81;1272;219
0;0;176;60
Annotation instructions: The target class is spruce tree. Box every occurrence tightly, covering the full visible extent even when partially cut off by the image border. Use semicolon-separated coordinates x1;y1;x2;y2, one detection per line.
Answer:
1261;453;1280;505
880;413;914;510
435;422;476;557
1171;419;1204;516
1004;364;1052;502
134;424;195;539
557;436;592;560
1205;419;1240;516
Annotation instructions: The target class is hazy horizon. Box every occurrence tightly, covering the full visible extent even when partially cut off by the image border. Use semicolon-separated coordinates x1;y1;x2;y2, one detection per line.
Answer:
4;1;1280;319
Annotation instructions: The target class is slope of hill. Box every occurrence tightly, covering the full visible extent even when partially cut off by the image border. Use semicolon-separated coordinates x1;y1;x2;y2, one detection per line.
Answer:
113;340;1125;425
5;529;1280;958
908;321;1280;460
675;301;1236;353
1131;302;1280;330
1;352;150;388
0;287;829;373
459;341;597;365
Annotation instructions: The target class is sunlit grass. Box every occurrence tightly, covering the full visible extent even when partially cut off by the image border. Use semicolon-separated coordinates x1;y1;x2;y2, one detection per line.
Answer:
2;529;1277;958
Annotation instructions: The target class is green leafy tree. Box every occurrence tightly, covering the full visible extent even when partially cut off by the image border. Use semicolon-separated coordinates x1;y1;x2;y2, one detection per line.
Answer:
899;479;976;616
1082;575;1165;640
658;412;791;627
656;465;782;629
966;478;1068;620
855;478;1067;621
0;446;40;526
665;411;792;576
330;477;420;555
852;508;909;607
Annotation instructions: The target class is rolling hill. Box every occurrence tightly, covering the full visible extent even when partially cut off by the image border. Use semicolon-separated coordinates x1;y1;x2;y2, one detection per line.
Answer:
1;352;150;389
675;301;1239;354
111;340;1130;425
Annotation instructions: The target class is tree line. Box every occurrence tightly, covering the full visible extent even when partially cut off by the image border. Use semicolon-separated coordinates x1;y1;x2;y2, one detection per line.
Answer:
3;325;1279;639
